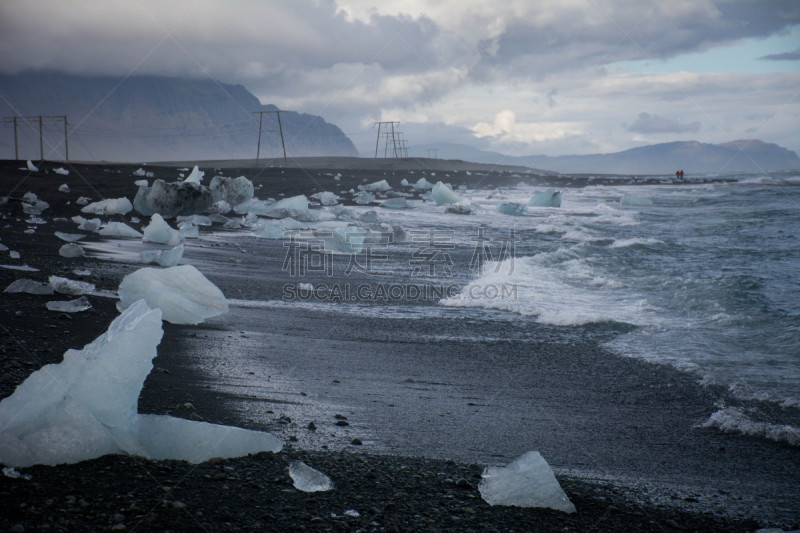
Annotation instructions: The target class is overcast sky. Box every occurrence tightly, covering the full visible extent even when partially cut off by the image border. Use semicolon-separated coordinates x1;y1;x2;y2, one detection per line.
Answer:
1;0;798;156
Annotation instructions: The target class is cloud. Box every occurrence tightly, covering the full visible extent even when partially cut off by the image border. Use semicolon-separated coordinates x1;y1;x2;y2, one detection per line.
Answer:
627;112;701;134
760;48;800;61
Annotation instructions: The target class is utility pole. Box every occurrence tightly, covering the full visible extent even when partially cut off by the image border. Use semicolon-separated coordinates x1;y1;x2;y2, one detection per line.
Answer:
3;114;69;161
2;116;20;160
426;148;439;159
373;121;400;158
253;110;287;167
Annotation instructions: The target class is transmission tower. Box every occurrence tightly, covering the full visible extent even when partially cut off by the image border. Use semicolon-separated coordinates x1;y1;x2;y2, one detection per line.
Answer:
253;110;287;167
373;121;400;158
3;115;69;161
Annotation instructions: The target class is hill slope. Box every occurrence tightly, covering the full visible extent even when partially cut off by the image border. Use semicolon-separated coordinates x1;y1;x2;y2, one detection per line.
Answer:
0;72;357;162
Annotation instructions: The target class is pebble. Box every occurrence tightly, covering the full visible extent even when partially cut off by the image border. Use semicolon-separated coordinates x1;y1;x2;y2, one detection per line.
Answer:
335;420;349;426
351;438;362;445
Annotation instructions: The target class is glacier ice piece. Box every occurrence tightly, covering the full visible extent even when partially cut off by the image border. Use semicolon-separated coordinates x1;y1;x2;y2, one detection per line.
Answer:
143;214;183;246
72;215;102;232
412;177;434;190
497;202;526;216
134;179;214;217
178;222;199;238
55;232;85;243
76;196;91;205
117;265;228;325
81;198;133;216
138;243;184;267
99;222;143;238
289;460;333;492
529;189;562;208
49;276;95;296
324;226;366;254
58;183;70;192
46;296;92;313
208;200;231;215
400;178;410;186
54;167;69;176
0;264;39;272
26;160;38;172
263;195;319;222
478;451;575;513
176;214;213;226
233;198;275;215
21;192;49;215
4;279;54;295
59;243;85;258
431;182;462;205
620;194;652;206
210;175;254;207
359;179;391;192
184;165;204;184
311;191;341;206
132;168;147;177
0;300;280;467
381;198;408;209
354;191;376;205
134;179;148;187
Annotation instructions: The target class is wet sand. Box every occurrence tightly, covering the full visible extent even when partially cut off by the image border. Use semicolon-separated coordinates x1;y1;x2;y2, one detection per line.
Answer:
1;159;796;531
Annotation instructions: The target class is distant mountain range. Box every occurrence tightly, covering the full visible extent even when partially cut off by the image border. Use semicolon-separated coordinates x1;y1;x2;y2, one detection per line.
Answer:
412;140;800;174
0;72;357;162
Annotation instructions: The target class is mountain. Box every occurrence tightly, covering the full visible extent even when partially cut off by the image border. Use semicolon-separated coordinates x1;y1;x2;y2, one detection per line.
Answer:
413;140;800;174
0;71;357;162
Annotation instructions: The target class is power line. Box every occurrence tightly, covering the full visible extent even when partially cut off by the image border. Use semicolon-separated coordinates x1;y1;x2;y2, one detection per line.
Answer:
3;115;69;161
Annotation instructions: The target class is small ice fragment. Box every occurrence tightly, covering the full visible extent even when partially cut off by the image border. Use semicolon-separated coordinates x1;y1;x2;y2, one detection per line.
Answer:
73;216;102;232
46;296;92;313
99;222;143;238
184;165;204;184
208;200;231;215
3;466;31;480
55;232;85;243
400;178;410;186
143;214;183;246
298;282;314;291
9;251;20;259
412;177;434;190
311;191;341;206
49;275;95;296
73;269;92;277
76;196;91;206
529;189;562;208
358;179;391;192
133;168;147;177
288;460;333;492
478;451;575;513
353;191;376;205
134;179;149;187
26;160;38;172
497;202;526;216
54;167;69;176
59;243;85;258
58;183;70;192
4;279;54;295
117;265;228;325
431;182;461;205
138;243;184;267
381;198;407;209
81;197;133;216
21;192;49;215
0;264;39;272
343;509;360;517
178;222;199;239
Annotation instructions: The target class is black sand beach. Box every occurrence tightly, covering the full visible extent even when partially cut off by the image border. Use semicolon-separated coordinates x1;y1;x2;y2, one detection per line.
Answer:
1;159;796;532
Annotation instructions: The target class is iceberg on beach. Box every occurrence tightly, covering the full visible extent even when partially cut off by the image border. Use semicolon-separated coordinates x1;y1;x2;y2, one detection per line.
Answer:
72;216;102;232
138;243;184;267
412;177;434;190
324;226;366;254
210;175;254;207
58;184;70;193
143;214;183;246
431;182;462;205
354;191;376;205
4;279;54;295
58;243;85;258
478;451;575;513
289;460;333;492
54;167;69;176
26;160;38;172
134;179;214;217
46;296;92;313
184;165;204;185
99;222;143;239
0;300;281;468
21;192;49;215
49;276;95;296
381;197;408;209
117;265;228;325
263;195;319;222
359;179;391;192
81;198;133;216
311;191;341;206
497;202;526;216
55;232;84;243
529;189;562;208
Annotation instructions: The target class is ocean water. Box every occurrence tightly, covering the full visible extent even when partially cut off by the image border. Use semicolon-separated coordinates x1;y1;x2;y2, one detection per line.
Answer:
433;172;800;445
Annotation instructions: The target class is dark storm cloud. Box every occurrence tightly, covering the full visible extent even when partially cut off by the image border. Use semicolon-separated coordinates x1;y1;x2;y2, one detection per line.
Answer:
760;47;800;60
627;112;701;134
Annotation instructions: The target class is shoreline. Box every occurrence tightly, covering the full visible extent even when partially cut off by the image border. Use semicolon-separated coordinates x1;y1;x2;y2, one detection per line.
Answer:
1;160;797;531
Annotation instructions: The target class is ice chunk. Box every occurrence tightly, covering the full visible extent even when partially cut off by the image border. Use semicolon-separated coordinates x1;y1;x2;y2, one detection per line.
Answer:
55;232;85;242
0;264;39;272
9;250;21;259
497;202;526;216
176;214;212;226
529;189;562;208
46;296;92;313
354;191;376;205
81;197;133;216
210;175;254;207
75;196;91;206
54;167;69;176
208;200;231;215
99;222;143;238
263;195;319;222
4;279;54;295
431;182;461;205
620;194;652;206
117;265;228;325
26;160;38;172
58;183;70;192
134;179;149;187
72;216;102;232
324;226;366;254
184;165;204;184
359;179;391;192
0;300;280;467
49;275;95;295
21;192;49;215
412;177;434;190
381;197;408;209
73;269;92;277
138;243;184;267
58;243;85;258
311;191;341;206
252;220;288;239
400;178;410;186
132;167;147;177
178;222;199;238
142;214;183;246
478;451;575;513
134;179;214;217
289;460;333;492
